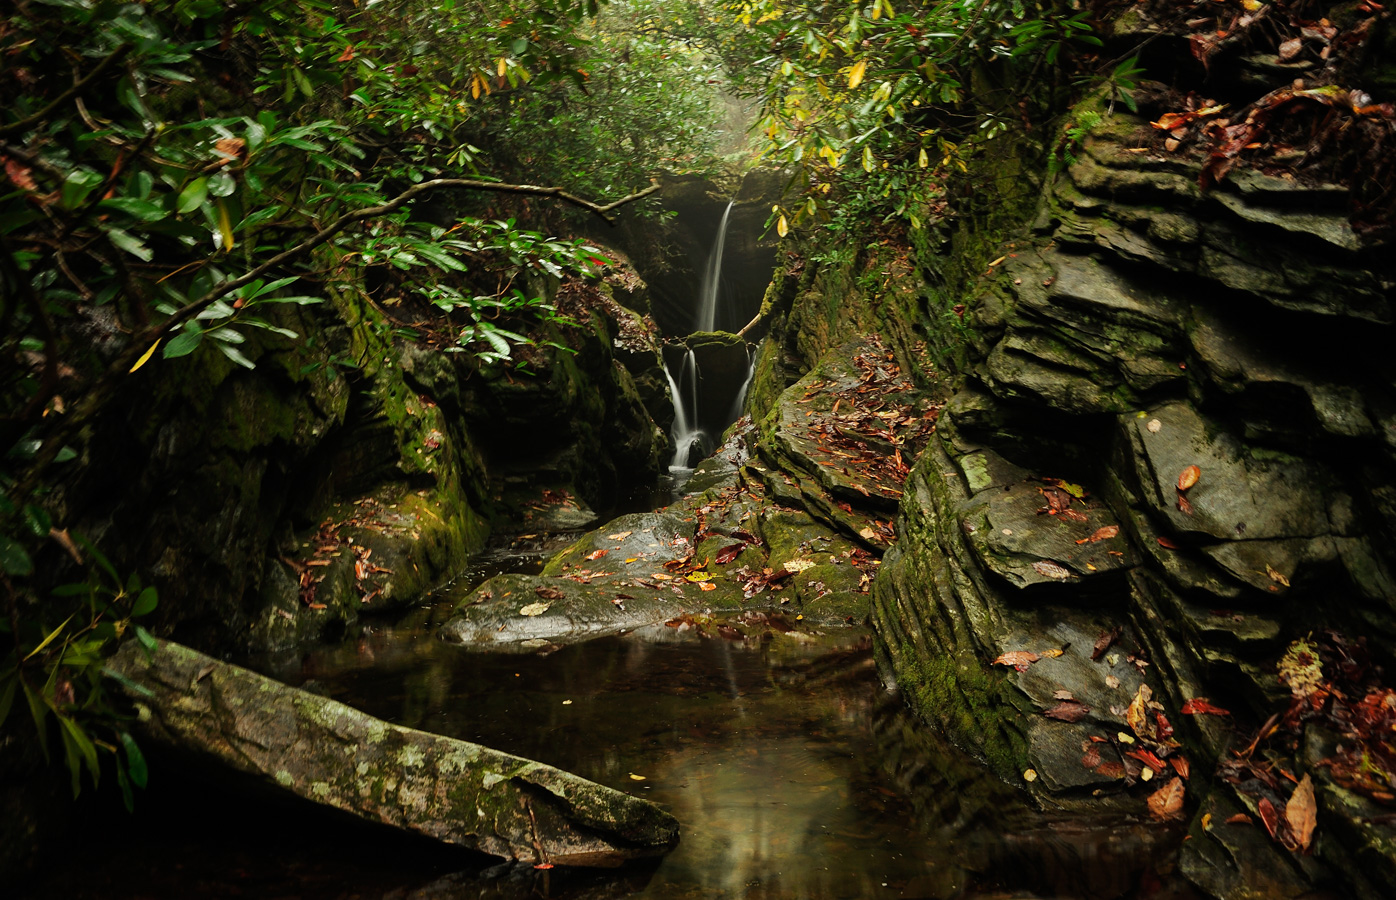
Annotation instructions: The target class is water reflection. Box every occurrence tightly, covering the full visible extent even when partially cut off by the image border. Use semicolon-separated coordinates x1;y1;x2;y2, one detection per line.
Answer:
22;604;1193;900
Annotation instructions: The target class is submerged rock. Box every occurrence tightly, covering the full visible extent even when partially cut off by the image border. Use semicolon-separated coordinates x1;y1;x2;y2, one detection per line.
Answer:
109;638;679;867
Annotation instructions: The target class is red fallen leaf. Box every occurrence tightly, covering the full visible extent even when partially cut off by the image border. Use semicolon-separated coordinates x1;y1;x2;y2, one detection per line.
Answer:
729;529;758;544
1082;746;1102;769
1147;777;1186;820
993;650;1041;671
4;157;38;191
1181;698;1232;716
1156;711;1175;740
1286;774;1317;852
1257;796;1282;841
1096;760;1126;779
1177;465;1201;491
1226;813;1254;824
1171;756;1190;779
1092;626;1121;661
715;543;745;564
1128;749;1168;774
1177;493;1193;516
535;586;565;600
1045;700;1091;722
1157;536;1182;550
1075;525;1120;545
585;549;609;561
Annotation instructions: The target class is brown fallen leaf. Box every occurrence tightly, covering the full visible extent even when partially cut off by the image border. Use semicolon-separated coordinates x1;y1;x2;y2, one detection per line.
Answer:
585;549;609;561
1148;777;1186;821
1258;796;1282;842
715;543;745;564
1092;627;1121;661
535;586;565;600
1177;465;1201;492
1082;746;1102;769
1054;689;1075;700
1076;525;1120;545
1266;564;1291;588
1032;560;1074;580
1177;493;1193;516
1171;756;1191;779
1045;700;1091;722
1126;684;1155;740
993;650;1041;671
1105;674;1121;689
1226;813;1254;825
1286;774;1317;852
1278;37;1303;62
1157;536;1182;550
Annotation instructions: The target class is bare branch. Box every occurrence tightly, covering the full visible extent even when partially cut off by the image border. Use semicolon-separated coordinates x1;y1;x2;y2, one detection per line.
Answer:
0;44;133;138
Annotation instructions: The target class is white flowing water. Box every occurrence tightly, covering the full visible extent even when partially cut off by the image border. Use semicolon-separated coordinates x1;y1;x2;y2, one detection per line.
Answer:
725;345;757;425
696;201;734;333
664;348;708;470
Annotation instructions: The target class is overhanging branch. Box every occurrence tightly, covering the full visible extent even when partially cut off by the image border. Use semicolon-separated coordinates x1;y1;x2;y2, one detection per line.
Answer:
16;177;662;494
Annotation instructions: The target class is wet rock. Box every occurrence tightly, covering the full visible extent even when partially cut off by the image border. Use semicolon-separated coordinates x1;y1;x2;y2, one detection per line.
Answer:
108;638;679;866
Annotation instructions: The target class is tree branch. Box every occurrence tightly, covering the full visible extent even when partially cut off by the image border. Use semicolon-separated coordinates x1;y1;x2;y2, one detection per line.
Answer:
0;44;133;138
15;176;663;495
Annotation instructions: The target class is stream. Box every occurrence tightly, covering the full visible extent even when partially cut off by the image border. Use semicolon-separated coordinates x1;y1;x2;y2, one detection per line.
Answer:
23;537;1186;900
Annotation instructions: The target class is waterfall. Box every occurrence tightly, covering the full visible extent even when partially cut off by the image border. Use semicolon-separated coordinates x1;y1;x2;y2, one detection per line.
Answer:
696;201;734;333
664;348;708;471
724;346;757;425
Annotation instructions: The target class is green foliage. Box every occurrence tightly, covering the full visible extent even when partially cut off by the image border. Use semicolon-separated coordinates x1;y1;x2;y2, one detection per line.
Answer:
0;0;730;811
0;528;156;810
714;0;1124;238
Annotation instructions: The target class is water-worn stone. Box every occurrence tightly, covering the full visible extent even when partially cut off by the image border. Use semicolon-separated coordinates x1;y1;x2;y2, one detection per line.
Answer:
109;638;679;866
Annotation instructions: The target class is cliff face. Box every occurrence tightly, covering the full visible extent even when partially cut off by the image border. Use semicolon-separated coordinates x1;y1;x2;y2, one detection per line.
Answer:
867;74;1396;900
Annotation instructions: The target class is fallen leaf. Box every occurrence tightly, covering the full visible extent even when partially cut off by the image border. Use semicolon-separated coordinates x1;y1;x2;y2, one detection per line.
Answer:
1258;796;1282;841
1076;525;1120;545
629;773;646;781
1106;674;1121;689
1023;768;1038;782
1203;812;1213;830
1266;564;1291;588
1278;37;1303;61
585;549;609;561
519;602;550;616
1147;777;1186;820
1045;701;1091;722
685;572;712;583
993;650;1041;671
1177;493;1193;516
1181;698;1232;716
1040;648;1064;659
535;586;565;600
1286;774;1317;852
1127;684;1155;739
1177;465;1201;492
989;255;1007;267
1226;813;1254;825
1157;536;1182;550
1128;748;1168;774
1054;689;1075;700
1092;627;1121;661
1082;746;1102;768
698;581;717;592
1147;418;1162;433
715;543;745;564
1032;560;1074;579
607;531;633;541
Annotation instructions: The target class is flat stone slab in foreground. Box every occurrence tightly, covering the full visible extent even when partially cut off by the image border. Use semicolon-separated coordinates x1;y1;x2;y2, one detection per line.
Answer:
109;638;679;867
